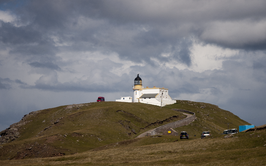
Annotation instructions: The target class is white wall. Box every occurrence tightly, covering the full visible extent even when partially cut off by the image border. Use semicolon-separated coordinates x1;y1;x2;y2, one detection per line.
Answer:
133;88;176;106
116;96;132;103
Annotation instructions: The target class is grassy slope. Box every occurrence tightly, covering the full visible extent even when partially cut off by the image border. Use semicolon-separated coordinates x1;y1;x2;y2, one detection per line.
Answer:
1;130;265;166
165;100;249;138
0;100;260;165
0;101;185;159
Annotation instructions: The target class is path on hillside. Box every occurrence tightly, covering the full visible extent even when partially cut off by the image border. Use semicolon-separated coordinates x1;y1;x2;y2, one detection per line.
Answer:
136;109;196;138
182;113;193;118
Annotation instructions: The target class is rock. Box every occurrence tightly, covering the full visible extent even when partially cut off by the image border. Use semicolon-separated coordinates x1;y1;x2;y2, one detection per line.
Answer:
224;134;234;138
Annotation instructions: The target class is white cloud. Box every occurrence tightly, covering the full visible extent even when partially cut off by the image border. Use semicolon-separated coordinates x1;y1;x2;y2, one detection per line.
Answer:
190;41;239;72
155;40;239;72
0;10;16;23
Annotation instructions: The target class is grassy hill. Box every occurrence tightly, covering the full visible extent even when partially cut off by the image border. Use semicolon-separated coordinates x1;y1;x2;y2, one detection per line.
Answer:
0;100;261;164
0;101;185;159
165;100;249;138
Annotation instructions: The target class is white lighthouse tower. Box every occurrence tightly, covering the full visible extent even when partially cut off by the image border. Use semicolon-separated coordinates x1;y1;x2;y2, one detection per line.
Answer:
133;74;143;102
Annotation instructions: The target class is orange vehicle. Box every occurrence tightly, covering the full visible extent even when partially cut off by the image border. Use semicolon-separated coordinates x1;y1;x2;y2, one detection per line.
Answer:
97;97;105;102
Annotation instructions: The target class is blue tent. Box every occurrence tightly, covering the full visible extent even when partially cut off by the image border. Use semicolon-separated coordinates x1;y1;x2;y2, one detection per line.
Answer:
239;125;255;132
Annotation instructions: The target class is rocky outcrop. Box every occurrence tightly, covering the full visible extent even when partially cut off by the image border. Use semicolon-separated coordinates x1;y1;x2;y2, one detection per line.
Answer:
65;103;89;110
0;127;20;144
0;110;41;144
0;103;88;144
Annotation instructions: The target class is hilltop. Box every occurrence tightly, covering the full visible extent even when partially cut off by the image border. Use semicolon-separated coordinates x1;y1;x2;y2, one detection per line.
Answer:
0;100;253;161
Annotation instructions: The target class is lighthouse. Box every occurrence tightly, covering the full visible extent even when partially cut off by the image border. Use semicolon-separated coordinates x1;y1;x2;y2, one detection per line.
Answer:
133;74;143;102
116;74;176;106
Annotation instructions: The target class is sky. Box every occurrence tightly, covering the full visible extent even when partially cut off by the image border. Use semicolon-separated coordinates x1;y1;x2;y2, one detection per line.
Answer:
0;0;266;131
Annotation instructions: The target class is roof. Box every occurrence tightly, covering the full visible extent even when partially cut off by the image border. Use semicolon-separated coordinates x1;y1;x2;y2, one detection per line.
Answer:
143;86;168;90
134;74;142;81
139;93;158;98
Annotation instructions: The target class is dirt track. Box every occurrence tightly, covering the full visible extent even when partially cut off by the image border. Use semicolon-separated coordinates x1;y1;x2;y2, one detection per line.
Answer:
137;110;196;138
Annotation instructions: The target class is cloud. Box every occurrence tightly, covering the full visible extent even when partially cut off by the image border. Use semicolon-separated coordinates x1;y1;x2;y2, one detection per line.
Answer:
2;0;264;67
0;10;16;22
200;20;266;50
29;61;61;70
0;77;28;89
0;22;41;44
0;78;12;89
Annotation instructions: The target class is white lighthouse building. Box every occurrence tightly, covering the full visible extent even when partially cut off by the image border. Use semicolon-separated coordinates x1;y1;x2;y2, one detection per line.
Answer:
116;74;176;107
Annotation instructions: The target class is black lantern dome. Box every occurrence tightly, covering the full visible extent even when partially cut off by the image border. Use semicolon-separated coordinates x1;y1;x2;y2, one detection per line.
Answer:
134;74;142;86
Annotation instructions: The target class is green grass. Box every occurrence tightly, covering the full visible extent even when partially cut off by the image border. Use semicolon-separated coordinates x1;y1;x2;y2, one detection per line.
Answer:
165;100;248;138
0;102;184;159
0;100;260;165
1;130;265;165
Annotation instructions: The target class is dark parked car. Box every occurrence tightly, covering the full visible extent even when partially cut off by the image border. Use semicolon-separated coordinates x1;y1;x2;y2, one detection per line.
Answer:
180;131;189;139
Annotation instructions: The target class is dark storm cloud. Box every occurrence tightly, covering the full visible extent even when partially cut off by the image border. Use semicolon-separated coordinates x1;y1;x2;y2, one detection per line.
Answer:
253;56;266;70
31;82;120;93
76;0;266;51
0;77;27;89
0;18;58;65
15;79;27;85
9;42;58;65
201;32;266;51
29;61;61;70
25;76;129;93
0;19;57;54
0;0;265;91
96;1;266;24
170;40;192;66
15;0;73;30
0;80;9;89
0;22;40;44
1;0;193;66
2;0;264;69
0;0;27;11
0;78;12;89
